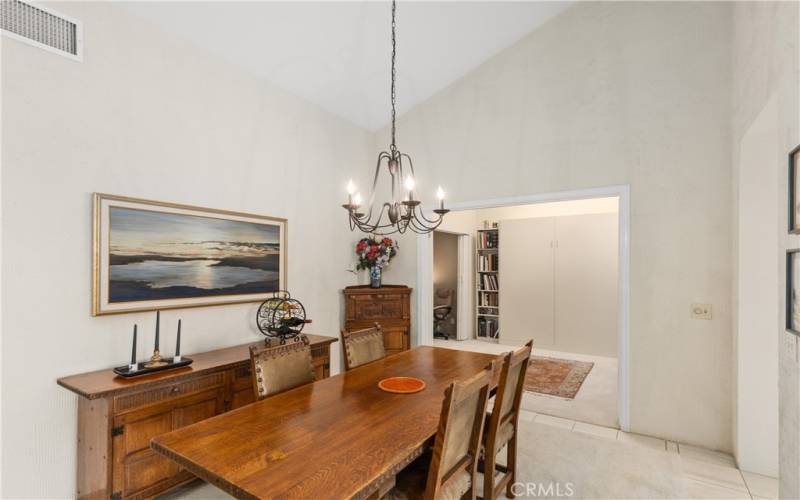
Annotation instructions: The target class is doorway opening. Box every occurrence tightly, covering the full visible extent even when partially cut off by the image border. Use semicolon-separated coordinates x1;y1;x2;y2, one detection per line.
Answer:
416;185;630;431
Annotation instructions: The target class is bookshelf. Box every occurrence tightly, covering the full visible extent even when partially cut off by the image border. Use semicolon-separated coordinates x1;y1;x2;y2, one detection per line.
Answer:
476;227;500;342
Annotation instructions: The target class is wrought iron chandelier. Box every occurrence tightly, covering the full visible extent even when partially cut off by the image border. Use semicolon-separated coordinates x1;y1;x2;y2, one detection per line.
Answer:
342;0;448;235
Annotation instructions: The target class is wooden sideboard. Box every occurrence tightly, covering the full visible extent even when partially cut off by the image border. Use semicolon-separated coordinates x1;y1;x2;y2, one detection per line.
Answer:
57;334;337;500
343;285;412;356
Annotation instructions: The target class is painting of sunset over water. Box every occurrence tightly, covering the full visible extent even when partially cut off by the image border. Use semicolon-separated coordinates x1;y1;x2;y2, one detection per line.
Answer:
93;194;286;314
108;207;281;302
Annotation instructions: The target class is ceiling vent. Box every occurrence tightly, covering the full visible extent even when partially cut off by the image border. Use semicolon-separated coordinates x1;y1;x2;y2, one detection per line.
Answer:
1;0;82;61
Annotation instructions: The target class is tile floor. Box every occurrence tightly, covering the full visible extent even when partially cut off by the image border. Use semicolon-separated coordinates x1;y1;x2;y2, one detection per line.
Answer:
434;339;619;428
165;411;778;499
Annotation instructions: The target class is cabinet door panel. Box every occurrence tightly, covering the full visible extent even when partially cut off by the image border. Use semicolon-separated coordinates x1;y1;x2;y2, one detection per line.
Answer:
124;412;172;455
124;450;178;494
231;386;255;410
113;408;177;498
354;299;383;320
382;328;406;351
380;298;404;319
173;396;218;429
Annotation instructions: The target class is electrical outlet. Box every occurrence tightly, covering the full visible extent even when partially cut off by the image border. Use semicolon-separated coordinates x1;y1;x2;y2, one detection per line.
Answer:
691;303;712;320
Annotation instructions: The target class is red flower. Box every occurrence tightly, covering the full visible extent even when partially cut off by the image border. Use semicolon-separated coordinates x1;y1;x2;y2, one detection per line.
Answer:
382;238;393;246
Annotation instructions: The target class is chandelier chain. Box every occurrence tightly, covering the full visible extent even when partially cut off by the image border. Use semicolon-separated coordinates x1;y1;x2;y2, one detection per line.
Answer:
390;0;397;150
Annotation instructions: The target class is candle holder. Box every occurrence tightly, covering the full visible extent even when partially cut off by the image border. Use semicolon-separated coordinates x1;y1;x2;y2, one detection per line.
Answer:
113;313;193;378
144;350;168;368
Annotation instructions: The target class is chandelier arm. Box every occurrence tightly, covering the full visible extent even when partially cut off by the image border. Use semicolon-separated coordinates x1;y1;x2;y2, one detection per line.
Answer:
407;216;437;234
354;203;389;228
350;203;404;234
409;212;437;232
367;151;392;209
414;206;444;225
400;153;416;179
415;217;443;234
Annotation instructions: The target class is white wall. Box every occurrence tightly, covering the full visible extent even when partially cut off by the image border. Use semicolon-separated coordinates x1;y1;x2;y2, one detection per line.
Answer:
1;2;370;497
380;2;734;451
731;0;799;489
735;95;779;476
475;197;618;223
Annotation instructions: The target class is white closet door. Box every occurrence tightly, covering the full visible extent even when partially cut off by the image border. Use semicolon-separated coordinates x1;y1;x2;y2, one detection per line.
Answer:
554;213;618;357
499;218;555;346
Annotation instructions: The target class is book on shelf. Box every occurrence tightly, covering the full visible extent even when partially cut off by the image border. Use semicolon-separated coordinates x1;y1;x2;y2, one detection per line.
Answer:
477;317;500;339
478;230;499;249
477;293;498;307
479;273;499;290
478;254;499;271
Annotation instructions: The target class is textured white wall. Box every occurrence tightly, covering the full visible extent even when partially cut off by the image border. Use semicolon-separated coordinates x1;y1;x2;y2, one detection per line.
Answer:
0;2;370;497
731;0;800;492
735;95;779;476
380;2;734;451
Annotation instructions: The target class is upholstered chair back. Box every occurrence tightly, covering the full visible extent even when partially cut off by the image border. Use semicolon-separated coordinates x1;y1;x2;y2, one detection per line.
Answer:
482;340;533;500
424;363;493;500
341;324;386;371
249;336;315;400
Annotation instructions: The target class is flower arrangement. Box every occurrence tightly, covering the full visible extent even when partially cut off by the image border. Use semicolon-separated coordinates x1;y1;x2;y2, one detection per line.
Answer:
355;236;397;271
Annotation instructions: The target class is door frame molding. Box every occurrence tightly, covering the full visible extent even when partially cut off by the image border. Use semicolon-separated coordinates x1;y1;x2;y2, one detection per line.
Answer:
415;184;631;431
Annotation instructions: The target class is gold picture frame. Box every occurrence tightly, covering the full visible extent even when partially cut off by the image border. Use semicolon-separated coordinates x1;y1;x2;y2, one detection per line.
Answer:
92;193;287;316
791;145;800;233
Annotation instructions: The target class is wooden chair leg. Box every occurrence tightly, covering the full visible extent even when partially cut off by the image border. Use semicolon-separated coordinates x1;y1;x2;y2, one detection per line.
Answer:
505;436;517;498
484;447;496;500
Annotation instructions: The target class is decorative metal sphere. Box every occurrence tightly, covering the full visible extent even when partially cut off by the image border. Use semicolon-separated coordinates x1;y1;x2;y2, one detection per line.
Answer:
256;291;308;343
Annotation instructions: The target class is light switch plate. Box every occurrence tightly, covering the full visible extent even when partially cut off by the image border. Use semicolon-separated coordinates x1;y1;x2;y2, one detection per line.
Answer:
691;303;712;320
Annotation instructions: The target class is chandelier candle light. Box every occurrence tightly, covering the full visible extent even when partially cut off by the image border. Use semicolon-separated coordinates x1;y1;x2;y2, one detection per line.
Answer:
342;0;449;235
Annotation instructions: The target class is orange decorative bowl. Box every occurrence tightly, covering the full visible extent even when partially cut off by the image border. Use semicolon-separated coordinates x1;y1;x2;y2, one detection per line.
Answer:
378;377;426;394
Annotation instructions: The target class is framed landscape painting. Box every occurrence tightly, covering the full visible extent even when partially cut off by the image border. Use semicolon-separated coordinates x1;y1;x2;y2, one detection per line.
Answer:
790;144;800;233
787;250;800;335
92;193;286;315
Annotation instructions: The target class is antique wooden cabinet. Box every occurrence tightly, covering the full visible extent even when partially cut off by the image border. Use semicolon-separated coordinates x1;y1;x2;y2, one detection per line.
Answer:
343;285;412;356
57;334;336;500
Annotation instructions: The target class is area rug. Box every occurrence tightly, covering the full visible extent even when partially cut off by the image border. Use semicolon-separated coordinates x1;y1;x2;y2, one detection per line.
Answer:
524;356;594;399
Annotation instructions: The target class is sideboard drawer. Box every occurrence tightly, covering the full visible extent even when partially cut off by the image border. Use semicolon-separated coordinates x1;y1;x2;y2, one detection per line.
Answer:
114;373;225;413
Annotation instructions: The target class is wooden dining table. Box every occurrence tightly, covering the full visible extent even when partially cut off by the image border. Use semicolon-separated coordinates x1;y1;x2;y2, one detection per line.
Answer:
150;346;500;499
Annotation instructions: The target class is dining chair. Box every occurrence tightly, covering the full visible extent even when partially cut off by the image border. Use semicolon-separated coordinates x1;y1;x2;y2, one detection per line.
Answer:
249;335;315;400
387;362;494;500
481;340;533;500
341;324;386;371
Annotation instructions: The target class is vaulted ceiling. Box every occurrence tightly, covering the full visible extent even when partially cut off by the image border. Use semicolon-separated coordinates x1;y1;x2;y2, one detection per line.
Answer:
119;1;571;131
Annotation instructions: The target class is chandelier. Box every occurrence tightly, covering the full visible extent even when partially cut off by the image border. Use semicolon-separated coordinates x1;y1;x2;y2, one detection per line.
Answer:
342;0;448;235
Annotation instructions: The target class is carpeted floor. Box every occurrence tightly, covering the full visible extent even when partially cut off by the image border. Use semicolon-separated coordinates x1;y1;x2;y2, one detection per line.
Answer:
513;419;686;499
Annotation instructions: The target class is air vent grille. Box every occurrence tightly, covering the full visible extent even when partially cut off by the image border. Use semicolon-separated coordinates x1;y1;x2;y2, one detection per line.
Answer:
1;0;81;59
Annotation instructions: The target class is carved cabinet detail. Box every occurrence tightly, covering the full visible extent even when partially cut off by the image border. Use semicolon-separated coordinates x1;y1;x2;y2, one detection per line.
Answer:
344;285;412;356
